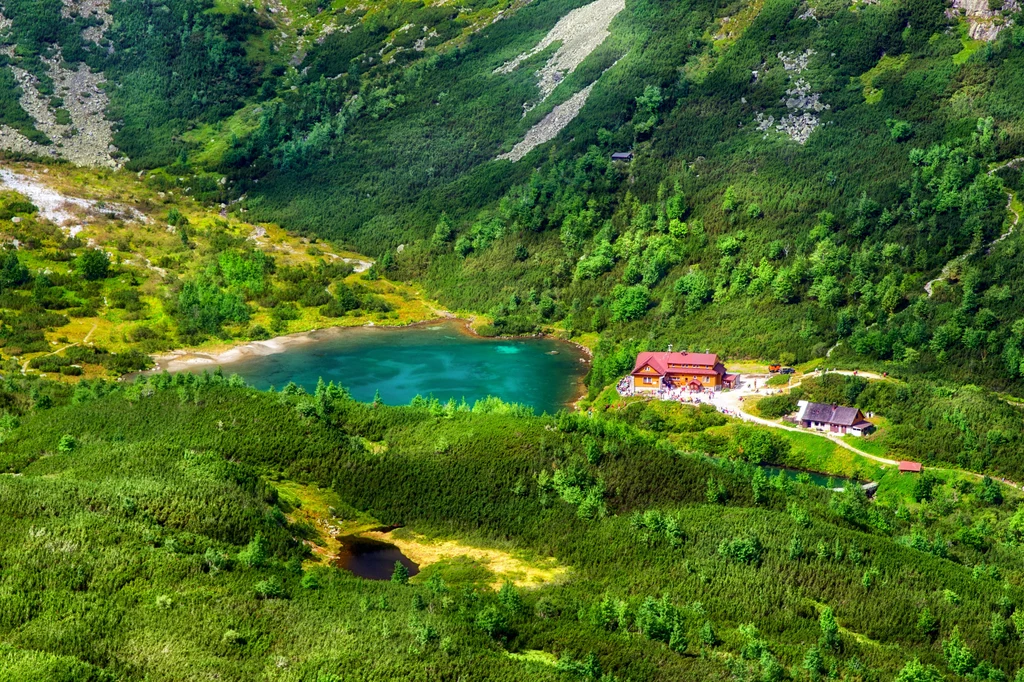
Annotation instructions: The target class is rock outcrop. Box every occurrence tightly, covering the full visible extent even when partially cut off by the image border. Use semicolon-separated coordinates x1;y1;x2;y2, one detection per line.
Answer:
753;50;828;145
0;2;120;168
948;0;1019;40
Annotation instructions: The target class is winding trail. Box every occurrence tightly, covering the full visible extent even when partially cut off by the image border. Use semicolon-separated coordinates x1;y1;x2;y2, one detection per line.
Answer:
718;370;1023;487
719;370;899;467
731;400;899;467
924;157;1023;297
21;321;98;374
136;254;167;277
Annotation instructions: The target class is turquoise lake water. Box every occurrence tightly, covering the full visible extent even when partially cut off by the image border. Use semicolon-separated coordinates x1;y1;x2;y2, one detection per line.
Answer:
193;321;588;414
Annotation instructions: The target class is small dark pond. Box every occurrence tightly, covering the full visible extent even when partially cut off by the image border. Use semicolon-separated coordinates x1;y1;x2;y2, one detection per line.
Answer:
335;535;419;581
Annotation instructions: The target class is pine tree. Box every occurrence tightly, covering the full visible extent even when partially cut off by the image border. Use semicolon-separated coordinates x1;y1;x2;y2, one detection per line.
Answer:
942;626;976;676
238;533;268;568
699;620;719;647
425;571;447;595
760;651;784;682
991;613;1009;644
819;607;839;650
669;621;688;653
723;186;738;213
391;561;409;585
475;605;507;639
498;581;524;616
430;213;455;250
326;381;351;401
1012;609;1024;637
916;608;938;639
803;646;825;680
705;477;726;504
751;467;767;504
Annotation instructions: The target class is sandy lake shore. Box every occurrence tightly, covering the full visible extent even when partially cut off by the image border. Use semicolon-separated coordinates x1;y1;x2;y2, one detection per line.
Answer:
149;316;592;375
150;321;438;373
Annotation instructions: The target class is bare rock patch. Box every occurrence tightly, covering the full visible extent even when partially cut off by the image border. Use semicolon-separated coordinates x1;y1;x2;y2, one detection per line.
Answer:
947;0;1018;40
498;83;595;162
752;50;828;145
61;0;113;44
494;0;624;105
5;54;119;168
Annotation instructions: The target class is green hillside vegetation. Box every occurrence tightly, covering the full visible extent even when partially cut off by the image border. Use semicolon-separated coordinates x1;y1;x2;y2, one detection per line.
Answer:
0;167;437;378
3;375;1024;679
206;0;1024;399
3;0;1024;399
5;0;1024;679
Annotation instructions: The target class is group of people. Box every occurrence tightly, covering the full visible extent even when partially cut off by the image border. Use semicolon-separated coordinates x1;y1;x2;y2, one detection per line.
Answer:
614;377;715;403
658;384;714;403
716;406;745;418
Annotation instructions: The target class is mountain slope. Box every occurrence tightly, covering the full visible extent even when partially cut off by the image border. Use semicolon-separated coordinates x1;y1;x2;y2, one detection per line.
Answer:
2;0;1023;395
3;375;1024;680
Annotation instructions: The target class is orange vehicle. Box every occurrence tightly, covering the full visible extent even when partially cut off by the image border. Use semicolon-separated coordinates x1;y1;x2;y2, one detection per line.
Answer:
768;364;781;373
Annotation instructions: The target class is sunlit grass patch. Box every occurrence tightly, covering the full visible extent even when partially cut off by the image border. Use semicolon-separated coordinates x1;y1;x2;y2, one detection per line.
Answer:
363;528;569;590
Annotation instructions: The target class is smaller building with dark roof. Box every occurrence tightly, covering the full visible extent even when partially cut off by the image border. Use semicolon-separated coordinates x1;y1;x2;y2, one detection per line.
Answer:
795;400;875;437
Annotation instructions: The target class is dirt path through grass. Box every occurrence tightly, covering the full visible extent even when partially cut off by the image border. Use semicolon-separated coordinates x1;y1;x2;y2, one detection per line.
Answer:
713;370;898;467
925;157;1023;297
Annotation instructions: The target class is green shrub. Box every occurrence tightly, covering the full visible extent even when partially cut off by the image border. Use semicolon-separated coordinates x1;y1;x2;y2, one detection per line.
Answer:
475;605;508;639
75;249;110;281
391;561;410;585
757;394;798;419
611;285;650;322
204;548;230;573
238;533;269;568
718;534;763;565
254;576;286;599
222;629;244;645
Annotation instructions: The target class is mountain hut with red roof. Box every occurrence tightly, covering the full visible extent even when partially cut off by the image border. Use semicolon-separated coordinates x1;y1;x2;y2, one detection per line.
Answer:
630;351;736;392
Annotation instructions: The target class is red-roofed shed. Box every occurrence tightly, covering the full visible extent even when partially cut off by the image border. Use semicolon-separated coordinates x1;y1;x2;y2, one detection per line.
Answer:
898;461;923;473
